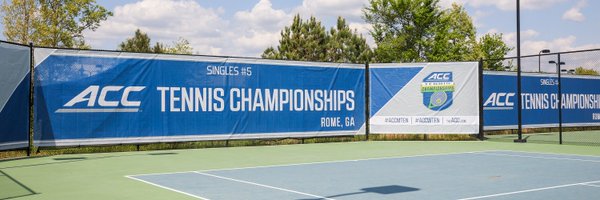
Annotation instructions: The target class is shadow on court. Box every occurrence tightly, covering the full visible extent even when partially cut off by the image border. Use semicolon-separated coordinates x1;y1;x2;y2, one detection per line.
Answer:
300;185;419;200
0;151;178;170
0;170;38;200
132;151;600;200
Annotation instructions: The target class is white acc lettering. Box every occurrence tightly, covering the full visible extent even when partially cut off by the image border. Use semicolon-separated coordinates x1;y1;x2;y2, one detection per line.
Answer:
484;92;515;107
63;85;145;107
98;86;123;106
428;73;449;80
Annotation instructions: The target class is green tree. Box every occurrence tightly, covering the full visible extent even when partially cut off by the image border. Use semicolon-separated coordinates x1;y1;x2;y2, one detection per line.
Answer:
1;0;37;44
574;67;599;75
364;0;442;62
2;0;112;48
429;3;478;62
262;15;371;63
326;17;372;63
118;29;153;53
262;14;328;61
364;0;512;63
166;37;193;54
152;42;167;54
119;29;194;54
479;33;513;70
37;0;112;48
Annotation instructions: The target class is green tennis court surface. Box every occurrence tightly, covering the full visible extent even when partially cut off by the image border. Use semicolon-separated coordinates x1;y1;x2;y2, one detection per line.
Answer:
0;170;36;199
1;141;599;199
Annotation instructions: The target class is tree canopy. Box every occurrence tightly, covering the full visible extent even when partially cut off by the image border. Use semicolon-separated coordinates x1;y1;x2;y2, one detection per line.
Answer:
1;0;36;44
2;0;514;61
262;15;329;61
262;14;372;63
430;3;478;62
118;29;153;53
364;0;441;62
118;29;194;54
574;67;599;76
1;0;112;48
166;37;194;55
326;17;372;63
363;0;512;63
479;33;513;70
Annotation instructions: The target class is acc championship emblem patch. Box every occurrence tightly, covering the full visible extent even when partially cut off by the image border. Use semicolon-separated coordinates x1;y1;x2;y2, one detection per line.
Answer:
421;72;454;111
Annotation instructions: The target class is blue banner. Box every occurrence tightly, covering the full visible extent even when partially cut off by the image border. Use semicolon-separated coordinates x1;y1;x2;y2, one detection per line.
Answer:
483;72;600;130
0;42;30;150
34;49;365;146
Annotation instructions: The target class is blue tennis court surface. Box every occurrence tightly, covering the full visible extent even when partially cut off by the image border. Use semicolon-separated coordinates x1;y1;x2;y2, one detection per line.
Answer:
128;151;600;199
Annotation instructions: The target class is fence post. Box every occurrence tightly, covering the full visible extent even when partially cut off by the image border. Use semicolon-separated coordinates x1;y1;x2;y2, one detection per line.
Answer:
557;53;563;144
478;59;484;140
28;43;34;156
365;62;370;141
514;0;526;143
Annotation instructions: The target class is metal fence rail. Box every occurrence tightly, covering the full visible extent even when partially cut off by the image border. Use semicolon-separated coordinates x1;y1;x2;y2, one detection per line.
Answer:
2;39;600;157
482;48;600;146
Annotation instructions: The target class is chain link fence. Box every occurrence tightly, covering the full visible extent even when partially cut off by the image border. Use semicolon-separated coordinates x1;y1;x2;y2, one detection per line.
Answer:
483;49;600;146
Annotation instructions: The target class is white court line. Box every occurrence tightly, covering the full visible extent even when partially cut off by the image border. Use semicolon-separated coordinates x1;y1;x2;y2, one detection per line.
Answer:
458;180;600;200
581;183;600;188
493;150;600;158
126;151;489;199
193;171;335;200
128;150;491;177
127;150;599;199
472;152;600;163
125;175;210;200
197;151;490;173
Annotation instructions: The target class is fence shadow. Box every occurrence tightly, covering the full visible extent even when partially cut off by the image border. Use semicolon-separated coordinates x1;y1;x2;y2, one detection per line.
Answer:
299;185;419;200
0;170;38;200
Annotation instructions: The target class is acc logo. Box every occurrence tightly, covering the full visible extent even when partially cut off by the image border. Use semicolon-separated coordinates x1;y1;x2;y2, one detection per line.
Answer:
421;72;454;111
483;92;515;110
55;85;145;113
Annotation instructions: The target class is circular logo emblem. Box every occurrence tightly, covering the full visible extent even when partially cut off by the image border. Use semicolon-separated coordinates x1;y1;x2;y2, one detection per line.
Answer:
429;91;448;107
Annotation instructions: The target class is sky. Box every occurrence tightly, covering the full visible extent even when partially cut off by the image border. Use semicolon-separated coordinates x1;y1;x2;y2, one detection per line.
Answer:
1;0;598;71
